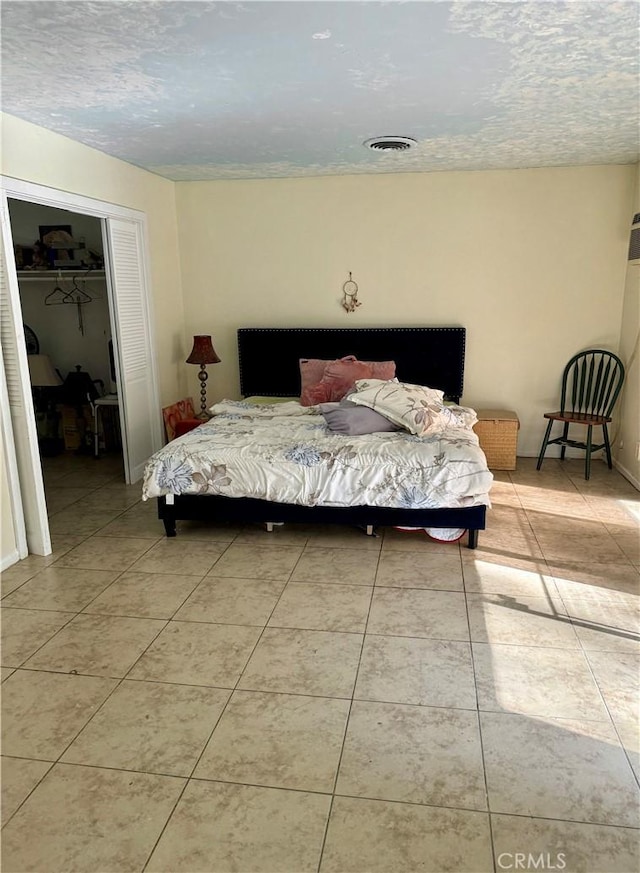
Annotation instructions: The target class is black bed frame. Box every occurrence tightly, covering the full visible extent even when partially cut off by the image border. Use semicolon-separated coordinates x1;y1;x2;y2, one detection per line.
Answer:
158;327;486;548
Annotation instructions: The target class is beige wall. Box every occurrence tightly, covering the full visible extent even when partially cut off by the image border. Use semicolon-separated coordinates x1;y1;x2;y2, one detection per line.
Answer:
176;165;634;456
616;163;640;486
1;113;188;405
1;113;636;571
1;113;187;567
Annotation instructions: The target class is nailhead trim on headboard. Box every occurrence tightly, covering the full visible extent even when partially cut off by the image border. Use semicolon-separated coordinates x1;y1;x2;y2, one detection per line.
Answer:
238;327;466;402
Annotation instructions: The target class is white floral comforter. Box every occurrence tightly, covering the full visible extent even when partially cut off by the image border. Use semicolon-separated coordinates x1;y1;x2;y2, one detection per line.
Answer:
142;400;493;509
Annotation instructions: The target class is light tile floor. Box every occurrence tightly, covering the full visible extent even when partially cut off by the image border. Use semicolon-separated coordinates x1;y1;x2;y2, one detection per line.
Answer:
1;454;639;872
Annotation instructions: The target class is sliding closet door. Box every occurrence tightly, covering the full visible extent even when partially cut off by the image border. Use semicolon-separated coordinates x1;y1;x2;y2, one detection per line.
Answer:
104;217;161;483
0;199;50;555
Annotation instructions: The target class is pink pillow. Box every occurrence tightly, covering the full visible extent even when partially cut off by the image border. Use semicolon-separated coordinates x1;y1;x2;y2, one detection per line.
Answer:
365;360;396;380
299;356;396;406
303;359;372;405
299;358;331;395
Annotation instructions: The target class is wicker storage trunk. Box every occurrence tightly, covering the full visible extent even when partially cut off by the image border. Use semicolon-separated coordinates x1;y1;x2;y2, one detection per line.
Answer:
473;409;520;470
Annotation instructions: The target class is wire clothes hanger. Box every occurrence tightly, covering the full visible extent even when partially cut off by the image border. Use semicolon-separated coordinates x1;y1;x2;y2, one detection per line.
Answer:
44;271;74;306
71;276;93;336
66;275;93;335
44;270;94;335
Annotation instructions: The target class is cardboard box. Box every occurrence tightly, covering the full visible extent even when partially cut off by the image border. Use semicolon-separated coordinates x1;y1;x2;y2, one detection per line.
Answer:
61;404;93;451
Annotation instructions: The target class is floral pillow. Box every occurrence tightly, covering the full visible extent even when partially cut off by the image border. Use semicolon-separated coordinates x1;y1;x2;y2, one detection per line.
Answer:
348;379;450;435
299;356;396;406
430;404;478;431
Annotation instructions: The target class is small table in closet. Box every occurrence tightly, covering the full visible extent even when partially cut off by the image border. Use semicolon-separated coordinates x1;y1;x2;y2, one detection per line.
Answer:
91;393;119;458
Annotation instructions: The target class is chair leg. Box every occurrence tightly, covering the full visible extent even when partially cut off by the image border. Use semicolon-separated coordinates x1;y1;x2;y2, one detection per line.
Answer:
585;424;593;480
536;420;554;470
560;423;569;460
603;423;613;469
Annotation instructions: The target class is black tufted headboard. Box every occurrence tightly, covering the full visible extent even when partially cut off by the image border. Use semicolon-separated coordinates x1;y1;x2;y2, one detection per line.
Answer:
238;327;466;402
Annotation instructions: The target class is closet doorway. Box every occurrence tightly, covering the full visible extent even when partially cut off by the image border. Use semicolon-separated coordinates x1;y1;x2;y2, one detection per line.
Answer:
1;178;162;559
9;200;124;530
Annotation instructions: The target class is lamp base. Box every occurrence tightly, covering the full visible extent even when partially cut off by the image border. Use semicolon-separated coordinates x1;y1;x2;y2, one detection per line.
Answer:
196;363;211;418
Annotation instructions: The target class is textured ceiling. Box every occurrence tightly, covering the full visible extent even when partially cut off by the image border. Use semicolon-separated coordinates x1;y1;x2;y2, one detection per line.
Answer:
2;1;639;181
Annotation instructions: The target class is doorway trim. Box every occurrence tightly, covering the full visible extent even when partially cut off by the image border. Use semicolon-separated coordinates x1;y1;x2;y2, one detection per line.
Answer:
1;177;153;223
0;337;27;567
1;175;162;556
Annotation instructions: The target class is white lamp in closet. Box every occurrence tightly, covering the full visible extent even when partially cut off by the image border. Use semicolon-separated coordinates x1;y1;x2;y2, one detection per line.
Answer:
27;354;62;389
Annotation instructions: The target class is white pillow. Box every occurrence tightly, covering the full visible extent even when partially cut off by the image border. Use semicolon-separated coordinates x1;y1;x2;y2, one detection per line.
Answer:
350;379;478;436
349;379;446;435
427;404;478;432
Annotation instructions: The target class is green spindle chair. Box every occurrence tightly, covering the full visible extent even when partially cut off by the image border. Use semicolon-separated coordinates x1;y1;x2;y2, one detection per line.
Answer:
536;349;625;480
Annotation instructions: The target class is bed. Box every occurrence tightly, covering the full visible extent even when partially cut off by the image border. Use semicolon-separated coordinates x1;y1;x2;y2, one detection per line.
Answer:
145;327;492;548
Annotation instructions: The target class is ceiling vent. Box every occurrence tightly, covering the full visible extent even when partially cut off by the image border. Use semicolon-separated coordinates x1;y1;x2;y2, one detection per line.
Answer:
363;136;417;152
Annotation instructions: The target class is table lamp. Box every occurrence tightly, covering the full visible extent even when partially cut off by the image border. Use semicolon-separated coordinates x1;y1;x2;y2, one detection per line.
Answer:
186;335;221;419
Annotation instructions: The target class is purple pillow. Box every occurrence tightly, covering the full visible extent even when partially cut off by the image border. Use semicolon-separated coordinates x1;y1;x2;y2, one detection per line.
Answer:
320;401;401;436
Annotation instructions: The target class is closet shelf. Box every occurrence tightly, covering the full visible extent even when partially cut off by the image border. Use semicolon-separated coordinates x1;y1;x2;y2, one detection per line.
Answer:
16;270;106;282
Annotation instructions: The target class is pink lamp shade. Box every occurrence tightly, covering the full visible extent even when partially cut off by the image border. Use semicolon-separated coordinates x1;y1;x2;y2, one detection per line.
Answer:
186;335;220;365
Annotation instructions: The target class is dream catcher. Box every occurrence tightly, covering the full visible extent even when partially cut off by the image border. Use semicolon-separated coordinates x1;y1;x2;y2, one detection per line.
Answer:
341;272;361;313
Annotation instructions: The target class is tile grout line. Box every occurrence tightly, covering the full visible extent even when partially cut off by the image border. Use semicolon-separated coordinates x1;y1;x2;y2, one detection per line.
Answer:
1;609;80;671
6;474;148;598
0;539;233;831
2;537;170;673
0;757;55;833
579;652;640;792
46;477;138;537
315;532;383;873
463;555;497;873
139;534;314;872
3;756;639;834
3;474;637;864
